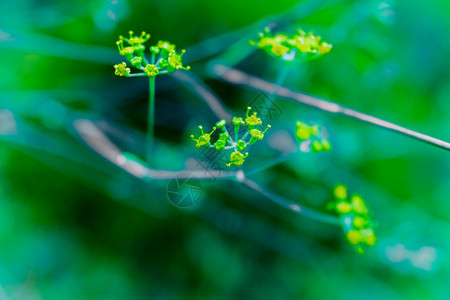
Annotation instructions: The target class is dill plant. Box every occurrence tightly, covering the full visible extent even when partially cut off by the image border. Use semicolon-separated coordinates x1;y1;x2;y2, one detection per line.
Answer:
190;107;271;167
114;30;190;160
107;27;381;253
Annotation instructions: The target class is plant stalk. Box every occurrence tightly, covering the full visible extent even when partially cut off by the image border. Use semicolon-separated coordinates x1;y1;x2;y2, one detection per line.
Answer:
212;64;450;151
147;54;156;161
261;63;292;120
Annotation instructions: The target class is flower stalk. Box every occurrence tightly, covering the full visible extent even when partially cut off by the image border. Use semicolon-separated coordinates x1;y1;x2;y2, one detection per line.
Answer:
113;30;191;161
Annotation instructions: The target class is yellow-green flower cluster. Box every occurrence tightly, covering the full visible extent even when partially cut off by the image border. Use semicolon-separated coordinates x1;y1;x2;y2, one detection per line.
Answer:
114;62;130;76
250;27;332;62
190;107;270;167
114;30;190;78
296;121;331;152
328;185;377;254
116;30;150;58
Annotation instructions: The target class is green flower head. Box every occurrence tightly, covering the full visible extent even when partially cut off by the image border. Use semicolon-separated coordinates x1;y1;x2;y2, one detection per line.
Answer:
296;120;331;153
157;40;176;57
236;140;247;151
144;64;159;77
249;125;271;144
190;104;271;168
351;195;368;215
214;139;227;151
227;151;248;167
168;50;191;71
117;31;150;57
116;40;134;57
327;185;377;253
121;30;151;45
131;56;143;68
334;185;347;200
296;121;319;140
218;132;230;141
245;107;262;127
250;29;291;57
216;119;227;129
114;62;130;76
250;27;332;62
114;30;191;78
232;117;245;126
190;126;216;148
158;59;169;69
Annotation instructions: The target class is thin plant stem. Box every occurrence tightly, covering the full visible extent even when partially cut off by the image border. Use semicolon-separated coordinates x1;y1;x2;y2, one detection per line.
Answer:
147;54;156;161
197;202;316;261
170;71;232;120
261;62;292;121
272;63;292;95
211;64;450;152
245;150;297;176
75;119;236;180
75;119;341;225
240;177;340;225
125;73;147;77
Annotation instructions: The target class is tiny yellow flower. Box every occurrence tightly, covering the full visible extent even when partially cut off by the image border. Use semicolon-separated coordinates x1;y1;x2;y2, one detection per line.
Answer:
157;40;176;55
116;40;134;56
190;126;216;148
351;195;368;215
227;151;249;167
114;62;130;76
353;216;366;228
336;201;352;214
346;230;362;245
121;30;150;45
144;64;159;77
333;185;347;200
168;50;190;71
245;107;262;127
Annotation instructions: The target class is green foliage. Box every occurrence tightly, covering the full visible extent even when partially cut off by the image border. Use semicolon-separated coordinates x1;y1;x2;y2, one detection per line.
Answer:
1;0;450;299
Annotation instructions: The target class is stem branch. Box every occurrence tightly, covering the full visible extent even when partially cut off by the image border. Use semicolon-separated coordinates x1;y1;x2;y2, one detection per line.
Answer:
211;64;450;152
240;177;340;225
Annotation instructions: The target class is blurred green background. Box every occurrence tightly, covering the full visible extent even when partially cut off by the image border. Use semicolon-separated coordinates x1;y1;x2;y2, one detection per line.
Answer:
1;0;450;299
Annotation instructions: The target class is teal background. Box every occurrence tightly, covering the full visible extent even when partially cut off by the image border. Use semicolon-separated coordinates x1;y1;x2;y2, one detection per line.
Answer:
0;0;449;299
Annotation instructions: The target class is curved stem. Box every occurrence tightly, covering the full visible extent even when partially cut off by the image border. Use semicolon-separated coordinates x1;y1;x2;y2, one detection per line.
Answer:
260;63;292;122
272;63;292;95
74;119;236;180
245;150;297;176
212;64;450;152
170;71;232;121
75;119;340;225
240;177;340;225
